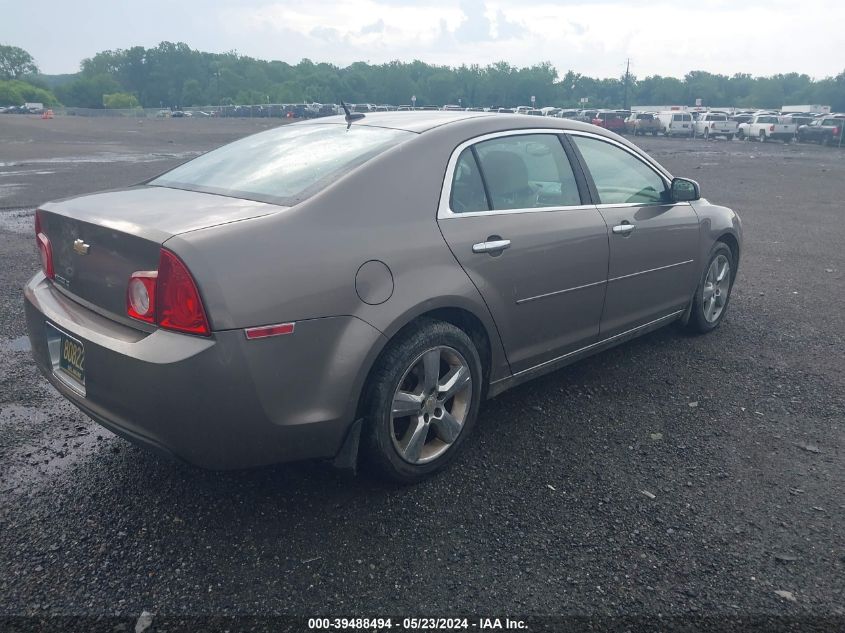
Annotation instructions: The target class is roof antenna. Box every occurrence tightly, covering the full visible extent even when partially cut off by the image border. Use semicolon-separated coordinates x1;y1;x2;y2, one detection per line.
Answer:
341;101;365;129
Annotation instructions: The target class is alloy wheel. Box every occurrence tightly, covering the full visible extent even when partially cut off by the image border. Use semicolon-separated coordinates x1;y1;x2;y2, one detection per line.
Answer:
390;346;472;465
702;254;731;323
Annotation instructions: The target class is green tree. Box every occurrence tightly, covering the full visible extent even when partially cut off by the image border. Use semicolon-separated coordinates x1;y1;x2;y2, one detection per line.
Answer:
103;92;140;108
0;44;39;80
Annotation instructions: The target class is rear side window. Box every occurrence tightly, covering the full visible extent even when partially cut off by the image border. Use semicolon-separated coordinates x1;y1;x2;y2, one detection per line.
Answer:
450;149;489;213
151;124;414;205
572;136;668;206
470;134;581;211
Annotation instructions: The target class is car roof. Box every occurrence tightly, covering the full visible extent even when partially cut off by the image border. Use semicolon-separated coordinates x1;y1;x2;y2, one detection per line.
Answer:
297;111;616;137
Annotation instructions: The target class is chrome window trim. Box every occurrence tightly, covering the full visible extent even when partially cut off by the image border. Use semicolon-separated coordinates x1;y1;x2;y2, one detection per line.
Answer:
437;128;589;220
438;127;680;219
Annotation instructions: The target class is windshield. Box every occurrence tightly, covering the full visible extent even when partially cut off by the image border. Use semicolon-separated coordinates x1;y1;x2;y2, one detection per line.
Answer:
151;123;415;205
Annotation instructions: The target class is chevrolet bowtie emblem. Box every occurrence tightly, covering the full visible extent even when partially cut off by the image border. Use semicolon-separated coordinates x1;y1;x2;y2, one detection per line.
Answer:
73;239;90;255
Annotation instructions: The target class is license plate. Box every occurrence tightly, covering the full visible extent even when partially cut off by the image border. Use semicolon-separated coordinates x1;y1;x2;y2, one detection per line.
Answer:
47;324;85;394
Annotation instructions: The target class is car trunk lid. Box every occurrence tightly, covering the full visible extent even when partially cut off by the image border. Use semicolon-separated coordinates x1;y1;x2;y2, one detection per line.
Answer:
38;186;281;322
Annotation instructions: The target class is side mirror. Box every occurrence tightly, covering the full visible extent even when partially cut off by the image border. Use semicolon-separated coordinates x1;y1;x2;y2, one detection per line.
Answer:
671;177;700;202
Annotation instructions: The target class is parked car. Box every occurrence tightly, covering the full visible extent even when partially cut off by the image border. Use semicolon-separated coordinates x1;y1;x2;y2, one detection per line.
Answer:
737;115;796;142
693;113;738;140
625;112;660;136
797;116;844;146
781;114;814;129
591;110;626;133
730;114;754;126
25;112;741;483
657;111;694;137
577;109;598;123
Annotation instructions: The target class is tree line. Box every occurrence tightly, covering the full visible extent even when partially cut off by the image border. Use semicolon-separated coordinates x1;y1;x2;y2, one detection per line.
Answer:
2;42;844;111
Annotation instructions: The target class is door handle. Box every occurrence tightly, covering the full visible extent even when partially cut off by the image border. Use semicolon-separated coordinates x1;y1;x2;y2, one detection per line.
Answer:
612;223;636;235
472;239;511;254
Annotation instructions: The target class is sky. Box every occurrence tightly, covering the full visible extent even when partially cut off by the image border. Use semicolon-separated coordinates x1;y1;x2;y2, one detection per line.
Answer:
3;0;844;79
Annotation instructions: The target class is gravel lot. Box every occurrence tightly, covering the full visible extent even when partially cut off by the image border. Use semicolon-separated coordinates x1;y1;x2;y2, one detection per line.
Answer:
0;115;843;630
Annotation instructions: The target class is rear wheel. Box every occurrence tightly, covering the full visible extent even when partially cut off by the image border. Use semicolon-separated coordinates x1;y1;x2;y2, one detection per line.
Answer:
703;127;710;140
361;319;482;483
737;129;745;140
687;242;735;334
759;130;767;143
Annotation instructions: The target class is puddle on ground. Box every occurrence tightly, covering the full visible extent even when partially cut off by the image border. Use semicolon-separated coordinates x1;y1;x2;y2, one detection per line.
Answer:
0;336;31;353
0;403;112;493
0;208;33;234
0;183;24;200
0;150;201;168
0;169;56;177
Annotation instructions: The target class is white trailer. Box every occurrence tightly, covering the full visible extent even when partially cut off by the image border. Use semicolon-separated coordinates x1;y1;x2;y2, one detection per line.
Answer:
782;105;831;114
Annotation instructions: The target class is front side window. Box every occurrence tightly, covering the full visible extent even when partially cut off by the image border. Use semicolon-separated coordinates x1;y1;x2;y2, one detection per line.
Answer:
468;134;581;211
572;136;668;206
151;124;414;205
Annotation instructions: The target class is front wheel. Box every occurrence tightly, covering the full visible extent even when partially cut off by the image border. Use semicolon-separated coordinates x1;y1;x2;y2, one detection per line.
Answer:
737;129;745;140
361;319;483;483
687;243;735;334
703;127;710;140
726;134;734;141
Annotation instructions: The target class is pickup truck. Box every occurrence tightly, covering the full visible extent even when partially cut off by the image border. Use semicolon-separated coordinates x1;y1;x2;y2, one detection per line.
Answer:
694;113;738;140
591;110;626;133
625;112;661;136
797;116;844;146
737;115;796;142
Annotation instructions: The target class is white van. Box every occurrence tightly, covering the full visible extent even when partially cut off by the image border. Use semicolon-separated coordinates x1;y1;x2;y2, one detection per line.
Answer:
657;111;694;137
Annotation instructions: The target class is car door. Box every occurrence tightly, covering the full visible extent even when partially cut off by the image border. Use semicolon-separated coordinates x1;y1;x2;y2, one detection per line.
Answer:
437;131;609;374
568;133;700;338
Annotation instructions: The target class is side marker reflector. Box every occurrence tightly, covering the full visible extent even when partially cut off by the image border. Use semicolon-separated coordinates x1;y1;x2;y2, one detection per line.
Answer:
244;322;295;340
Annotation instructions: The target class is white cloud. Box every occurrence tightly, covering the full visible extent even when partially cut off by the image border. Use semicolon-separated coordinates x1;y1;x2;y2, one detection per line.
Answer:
7;0;845;78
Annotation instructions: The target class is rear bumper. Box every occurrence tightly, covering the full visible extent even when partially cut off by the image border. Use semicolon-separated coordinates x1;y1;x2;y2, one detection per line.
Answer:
24;273;385;469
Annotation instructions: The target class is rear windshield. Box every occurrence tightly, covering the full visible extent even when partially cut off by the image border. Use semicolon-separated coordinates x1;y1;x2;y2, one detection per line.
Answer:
151;124;415;205
707;115;727;121
672;114;691;121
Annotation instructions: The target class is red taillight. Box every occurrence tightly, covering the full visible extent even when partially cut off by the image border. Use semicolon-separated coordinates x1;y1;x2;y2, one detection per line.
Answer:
35;210;54;280
770;124;775;132
126;249;210;336
834;126;841;137
156;249;210;335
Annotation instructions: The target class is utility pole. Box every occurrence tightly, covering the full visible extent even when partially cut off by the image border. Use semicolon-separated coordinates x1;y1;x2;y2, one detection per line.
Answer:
623;58;630;110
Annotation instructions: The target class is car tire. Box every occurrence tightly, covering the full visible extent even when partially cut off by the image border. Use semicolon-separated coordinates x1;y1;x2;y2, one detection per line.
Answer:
703;127;710;140
361;319;483;483
726;134;734;141
759;131;767;143
687;242;735;334
737;129;745;140
652;130;658;136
